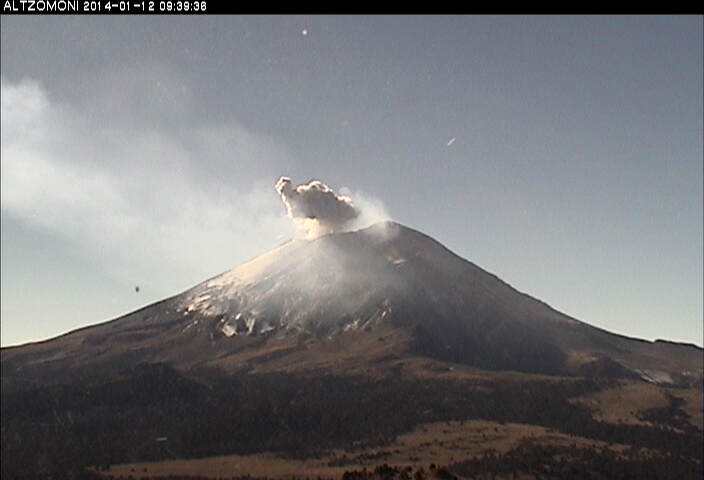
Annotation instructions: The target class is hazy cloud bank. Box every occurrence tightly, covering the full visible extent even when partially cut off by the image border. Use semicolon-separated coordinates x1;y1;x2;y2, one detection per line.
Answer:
1;76;294;293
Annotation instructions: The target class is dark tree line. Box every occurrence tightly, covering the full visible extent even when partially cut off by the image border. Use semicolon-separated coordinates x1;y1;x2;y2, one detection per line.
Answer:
2;363;701;478
450;439;703;480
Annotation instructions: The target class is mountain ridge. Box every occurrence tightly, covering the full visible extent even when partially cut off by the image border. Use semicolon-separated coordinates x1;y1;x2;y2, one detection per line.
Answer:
2;221;701;392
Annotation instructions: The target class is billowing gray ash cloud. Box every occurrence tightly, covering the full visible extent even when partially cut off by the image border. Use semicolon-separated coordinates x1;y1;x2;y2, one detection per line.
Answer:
275;176;360;238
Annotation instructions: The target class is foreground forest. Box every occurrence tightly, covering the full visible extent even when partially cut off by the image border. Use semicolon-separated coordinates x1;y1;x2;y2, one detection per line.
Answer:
2;363;701;479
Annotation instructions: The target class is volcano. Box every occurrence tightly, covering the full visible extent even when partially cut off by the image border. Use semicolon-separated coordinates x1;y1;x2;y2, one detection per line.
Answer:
2;221;701;391
2;222;703;479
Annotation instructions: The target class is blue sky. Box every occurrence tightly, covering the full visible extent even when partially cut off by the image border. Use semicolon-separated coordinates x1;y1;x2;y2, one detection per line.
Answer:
1;15;702;347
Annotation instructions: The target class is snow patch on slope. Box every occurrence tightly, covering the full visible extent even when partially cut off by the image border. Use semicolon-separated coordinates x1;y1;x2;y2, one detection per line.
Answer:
634;369;674;385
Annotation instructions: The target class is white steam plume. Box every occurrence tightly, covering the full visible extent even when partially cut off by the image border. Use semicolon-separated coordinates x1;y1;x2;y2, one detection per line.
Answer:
275;177;361;238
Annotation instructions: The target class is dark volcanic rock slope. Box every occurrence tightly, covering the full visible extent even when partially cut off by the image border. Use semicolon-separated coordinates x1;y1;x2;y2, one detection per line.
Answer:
2;222;701;390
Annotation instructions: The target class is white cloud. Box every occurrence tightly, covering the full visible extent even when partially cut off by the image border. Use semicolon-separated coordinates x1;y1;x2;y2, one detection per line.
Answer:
1;76;295;294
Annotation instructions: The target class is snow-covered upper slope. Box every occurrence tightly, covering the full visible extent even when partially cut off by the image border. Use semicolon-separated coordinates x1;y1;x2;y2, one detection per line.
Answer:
172;222;566;338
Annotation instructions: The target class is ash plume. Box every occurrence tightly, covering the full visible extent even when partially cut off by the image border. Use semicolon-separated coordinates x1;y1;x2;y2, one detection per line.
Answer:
275;177;360;238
